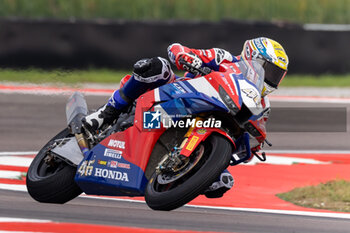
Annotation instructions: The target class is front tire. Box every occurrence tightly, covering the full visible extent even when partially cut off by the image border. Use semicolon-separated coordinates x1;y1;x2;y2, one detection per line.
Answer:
26;128;82;204
145;134;232;211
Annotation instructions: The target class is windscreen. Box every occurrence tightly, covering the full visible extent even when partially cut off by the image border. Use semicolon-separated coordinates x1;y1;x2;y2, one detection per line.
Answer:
236;60;265;93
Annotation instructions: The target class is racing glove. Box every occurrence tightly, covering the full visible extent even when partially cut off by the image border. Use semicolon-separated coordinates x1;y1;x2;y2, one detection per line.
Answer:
175;52;203;75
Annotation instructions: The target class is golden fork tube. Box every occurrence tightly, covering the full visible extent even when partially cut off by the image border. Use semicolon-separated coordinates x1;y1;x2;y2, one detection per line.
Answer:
180;117;203;149
75;133;90;155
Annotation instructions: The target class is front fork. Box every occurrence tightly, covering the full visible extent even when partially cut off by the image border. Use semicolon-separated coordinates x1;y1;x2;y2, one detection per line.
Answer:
156;117;237;173
75;133;90;157
179;125;235;158
156;118;202;173
178;119;259;166
178;117;202;152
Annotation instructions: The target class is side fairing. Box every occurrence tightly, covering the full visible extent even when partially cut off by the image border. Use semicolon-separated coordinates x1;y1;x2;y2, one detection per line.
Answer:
75;91;165;196
74;126;161;196
74;142;148;196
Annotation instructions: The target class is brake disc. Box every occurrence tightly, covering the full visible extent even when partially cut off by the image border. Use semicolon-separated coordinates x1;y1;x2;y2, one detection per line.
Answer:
157;145;205;184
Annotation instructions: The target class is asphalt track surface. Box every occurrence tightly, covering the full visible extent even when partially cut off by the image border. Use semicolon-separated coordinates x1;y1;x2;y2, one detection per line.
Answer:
1;92;350;233
2;92;350;151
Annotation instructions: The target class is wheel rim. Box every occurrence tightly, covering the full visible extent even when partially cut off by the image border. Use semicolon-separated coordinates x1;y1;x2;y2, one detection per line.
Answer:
37;152;65;178
152;142;212;192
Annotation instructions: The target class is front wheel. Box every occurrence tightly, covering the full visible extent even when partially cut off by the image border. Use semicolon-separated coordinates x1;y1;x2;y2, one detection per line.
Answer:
145;134;233;211
26;128;82;204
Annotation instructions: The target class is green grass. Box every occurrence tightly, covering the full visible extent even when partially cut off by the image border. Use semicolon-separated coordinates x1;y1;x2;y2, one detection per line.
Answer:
281;74;350;87
0;68;350;87
277;180;350;212
0;0;349;24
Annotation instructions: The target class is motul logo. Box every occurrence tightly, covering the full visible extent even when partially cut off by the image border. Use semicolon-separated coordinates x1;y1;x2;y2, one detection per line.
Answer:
108;139;125;149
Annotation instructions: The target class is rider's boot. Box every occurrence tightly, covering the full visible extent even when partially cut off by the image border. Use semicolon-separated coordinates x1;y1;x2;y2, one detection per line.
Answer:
82;104;122;134
203;169;234;198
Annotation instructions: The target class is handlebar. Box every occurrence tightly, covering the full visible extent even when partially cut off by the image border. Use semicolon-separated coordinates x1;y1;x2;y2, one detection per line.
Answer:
178;58;212;76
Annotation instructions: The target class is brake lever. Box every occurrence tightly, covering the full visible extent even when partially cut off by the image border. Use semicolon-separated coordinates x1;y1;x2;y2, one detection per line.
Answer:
264;139;272;147
179;59;211;76
252;151;266;162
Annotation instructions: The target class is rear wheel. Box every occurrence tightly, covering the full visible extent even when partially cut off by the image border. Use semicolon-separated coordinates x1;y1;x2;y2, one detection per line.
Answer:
26;128;82;204
145;134;232;211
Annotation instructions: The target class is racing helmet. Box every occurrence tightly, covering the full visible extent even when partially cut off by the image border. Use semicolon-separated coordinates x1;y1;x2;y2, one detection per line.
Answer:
241;37;289;96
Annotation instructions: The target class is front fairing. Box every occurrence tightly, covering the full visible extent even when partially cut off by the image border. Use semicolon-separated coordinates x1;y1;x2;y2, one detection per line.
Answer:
154;77;230;121
230;60;265;116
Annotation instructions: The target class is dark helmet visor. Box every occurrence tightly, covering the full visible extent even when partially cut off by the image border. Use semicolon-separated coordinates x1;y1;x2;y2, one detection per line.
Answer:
257;58;287;88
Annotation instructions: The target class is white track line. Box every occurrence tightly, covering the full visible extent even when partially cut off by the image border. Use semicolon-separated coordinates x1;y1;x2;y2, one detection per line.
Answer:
2;175;350;220
0;184;27;192
265;150;350;154
0;156;33;167
243;155;330;165
187;205;350;220
0;217;51;223
0;188;349;220
0;152;36;156
0;171;23;179
1;150;350;220
82;195;350;220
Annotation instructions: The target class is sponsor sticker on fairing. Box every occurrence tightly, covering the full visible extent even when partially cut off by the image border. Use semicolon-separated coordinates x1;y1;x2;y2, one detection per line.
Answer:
98;160;107;165
109;160;118;168
108;139;125;149
196;129;207;135
94;168;129;182
77;160;95;176
104;148;123;159
108;160;131;170
186;136;199;151
117;162;131;169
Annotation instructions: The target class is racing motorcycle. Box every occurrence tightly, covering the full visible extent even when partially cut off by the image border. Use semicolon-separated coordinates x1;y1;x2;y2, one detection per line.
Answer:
26;59;269;211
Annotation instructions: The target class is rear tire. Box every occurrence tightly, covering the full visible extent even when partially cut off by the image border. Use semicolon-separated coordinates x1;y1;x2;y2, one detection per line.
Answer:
26;128;82;204
145;134;232;211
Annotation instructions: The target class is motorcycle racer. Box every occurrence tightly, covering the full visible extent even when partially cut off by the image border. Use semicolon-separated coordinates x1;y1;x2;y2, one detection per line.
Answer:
83;37;289;198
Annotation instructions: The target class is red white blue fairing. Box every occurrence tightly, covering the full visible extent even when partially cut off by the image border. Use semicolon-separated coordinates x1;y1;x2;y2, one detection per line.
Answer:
74;60;267;196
